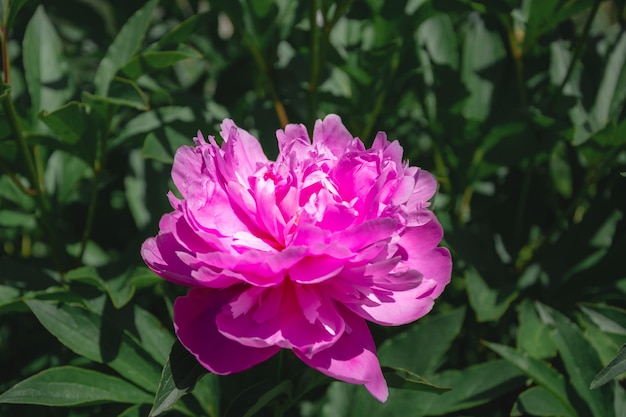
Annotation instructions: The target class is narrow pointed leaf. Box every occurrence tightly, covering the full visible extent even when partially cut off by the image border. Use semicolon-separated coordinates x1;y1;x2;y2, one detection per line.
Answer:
94;0;158;95
149;340;209;417
591;344;626;389
382;367;451;394
0;366;152;406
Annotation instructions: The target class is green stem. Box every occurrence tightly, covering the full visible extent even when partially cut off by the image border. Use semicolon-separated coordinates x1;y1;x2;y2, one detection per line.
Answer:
2;92;65;273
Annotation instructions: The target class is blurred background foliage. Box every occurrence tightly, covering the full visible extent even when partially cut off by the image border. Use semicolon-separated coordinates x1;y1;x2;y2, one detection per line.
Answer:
0;0;625;416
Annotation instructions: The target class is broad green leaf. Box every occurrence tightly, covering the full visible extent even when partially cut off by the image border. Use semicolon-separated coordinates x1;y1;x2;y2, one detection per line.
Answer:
382;367;451;394
142;132;174;163
22;5;73;116
417;14;458;69
94;0;158;96
133;304;175;365
150;341;209;417
466;268;518;322
345;360;525;417
378;307;465;375
538;303;614;417
517;299;557;359
121;47;203;80
0;209;36;229
0;366;152;406
512;386;578;417
485;342;576;416
25;299;163;392
591;344;626;389
461;14;505;121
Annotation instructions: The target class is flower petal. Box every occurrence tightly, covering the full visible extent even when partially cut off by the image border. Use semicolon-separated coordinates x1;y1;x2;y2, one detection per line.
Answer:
174;287;280;374
294;309;388;402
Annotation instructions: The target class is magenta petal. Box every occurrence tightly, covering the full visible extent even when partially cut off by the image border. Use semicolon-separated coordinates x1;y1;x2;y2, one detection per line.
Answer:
217;282;344;355
174;288;280;374
295;309;388;402
312;114;354;157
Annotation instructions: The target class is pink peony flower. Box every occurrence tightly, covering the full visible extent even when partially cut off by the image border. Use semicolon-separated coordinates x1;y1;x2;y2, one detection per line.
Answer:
141;115;451;402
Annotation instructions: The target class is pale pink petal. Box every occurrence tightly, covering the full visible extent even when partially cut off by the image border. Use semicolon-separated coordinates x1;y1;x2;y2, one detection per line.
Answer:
174;288;280;374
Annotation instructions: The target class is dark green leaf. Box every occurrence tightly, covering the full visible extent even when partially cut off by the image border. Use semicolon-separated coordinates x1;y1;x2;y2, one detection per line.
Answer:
25;299;163;392
121;47;203;80
0;366;152;406
513;386;577;417
485;342;576;416
22;5;73;116
591;344;626;389
149;340;209;417
466;268;518;322
382;367;451;394
517;299;557;359
538;303;614;417
94;0;158;95
378;307;465;375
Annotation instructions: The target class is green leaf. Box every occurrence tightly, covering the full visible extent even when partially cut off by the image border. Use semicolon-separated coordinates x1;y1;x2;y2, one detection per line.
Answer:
512;386;578;417
107;77;150;110
382;367;451;394
466;268;518;322
0;366;152;406
94;0;158;96
242;380;293;417
538;303;615;417
485;342;576;416
461;14;505;121
591;344;626;389
25;299;163;393
3;0;30;30
121;47;203;80
132;304;175;365
22;5;73;116
148;13;208;50
142;132;174;163
378;307;465;375
517;299;557;359
343;360;525;417
591;27;626;128
149;341;209;417
580;305;626;336
40;102;90;145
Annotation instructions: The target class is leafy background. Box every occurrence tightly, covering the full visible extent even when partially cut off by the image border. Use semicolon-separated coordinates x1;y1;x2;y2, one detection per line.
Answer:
0;0;625;416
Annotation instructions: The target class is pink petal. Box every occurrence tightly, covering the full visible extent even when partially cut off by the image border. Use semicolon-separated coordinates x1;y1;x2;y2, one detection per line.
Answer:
312;114;354;158
216;282;344;356
174;288;280;374
294;308;388;402
220;119;268;177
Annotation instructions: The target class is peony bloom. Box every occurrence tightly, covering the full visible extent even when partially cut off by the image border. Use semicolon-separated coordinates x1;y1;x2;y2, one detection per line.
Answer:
141;115;451;402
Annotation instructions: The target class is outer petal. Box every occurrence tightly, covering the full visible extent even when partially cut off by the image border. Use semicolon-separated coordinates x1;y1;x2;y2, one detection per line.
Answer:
294;309;388;402
174;287;280;374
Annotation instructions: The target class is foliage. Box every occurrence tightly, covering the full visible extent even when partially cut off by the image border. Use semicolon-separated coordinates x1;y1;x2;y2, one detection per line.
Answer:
0;0;625;416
